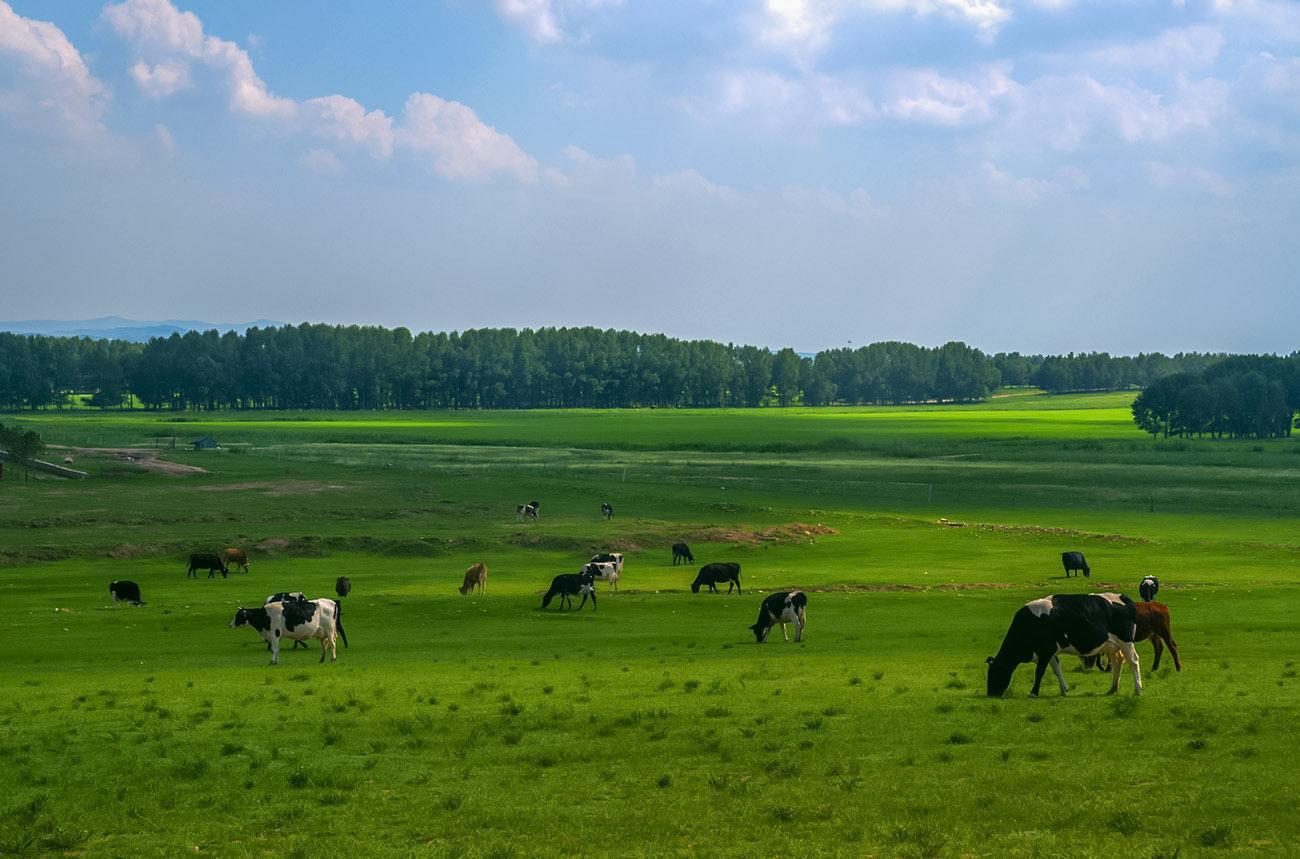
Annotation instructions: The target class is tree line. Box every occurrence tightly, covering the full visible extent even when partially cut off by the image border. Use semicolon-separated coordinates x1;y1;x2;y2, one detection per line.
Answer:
0;421;46;480
0;325;1281;412
1131;356;1300;439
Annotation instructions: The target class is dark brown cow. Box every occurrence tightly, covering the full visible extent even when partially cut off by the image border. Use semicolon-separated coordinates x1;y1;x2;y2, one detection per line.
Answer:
224;547;250;574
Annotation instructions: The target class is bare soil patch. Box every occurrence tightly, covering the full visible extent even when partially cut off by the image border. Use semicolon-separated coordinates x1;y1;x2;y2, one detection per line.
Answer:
192;480;345;496
685;522;839;546
62;447;207;476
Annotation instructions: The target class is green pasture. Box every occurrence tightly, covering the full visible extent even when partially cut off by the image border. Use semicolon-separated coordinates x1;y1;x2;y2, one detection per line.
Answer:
1;392;1297;856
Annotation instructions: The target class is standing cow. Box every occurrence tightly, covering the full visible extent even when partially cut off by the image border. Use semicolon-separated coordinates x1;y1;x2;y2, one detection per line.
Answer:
517;501;540;523
187;552;228;579
601;502;614;520
223;547;251;574
541;570;596;611
987;593;1141;697
1084;600;1182;674
691;562;741;594
1061;551;1090;578
1139;575;1159;602
750;591;807;643
230;597;346;665
109;580;144;606
671;543;694;565
459;563;487;595
335;576;351;598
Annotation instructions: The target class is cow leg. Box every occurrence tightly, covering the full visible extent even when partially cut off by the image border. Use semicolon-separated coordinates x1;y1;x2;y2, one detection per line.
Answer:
794;612;804;642
269;639;280;665
1152;637;1164;672
780;623;788;642
1118;641;1142;695
1029;651;1052;697
1049;656;1068;696
1106;649;1123;694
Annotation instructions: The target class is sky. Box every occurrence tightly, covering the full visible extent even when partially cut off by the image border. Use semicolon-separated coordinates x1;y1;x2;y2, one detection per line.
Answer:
1;0;1298;355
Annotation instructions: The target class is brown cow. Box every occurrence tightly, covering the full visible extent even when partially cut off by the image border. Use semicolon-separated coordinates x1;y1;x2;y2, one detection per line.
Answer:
1085;601;1181;672
458;563;487;595
224;547;251;574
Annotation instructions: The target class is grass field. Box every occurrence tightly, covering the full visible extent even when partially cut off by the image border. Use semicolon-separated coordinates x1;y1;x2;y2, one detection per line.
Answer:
1;394;1297;856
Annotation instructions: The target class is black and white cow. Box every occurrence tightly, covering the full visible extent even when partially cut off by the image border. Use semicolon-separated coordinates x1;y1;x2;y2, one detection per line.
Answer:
1060;551;1090;578
517;501;540;523
265;592;311;650
231;597;347;665
671;543;694;565
601;502;614;520
591;552;624;574
109;580;144;606
750;591;807;643
691;562;741;594
541;570;596;610
582;561;620;592
986;593;1142;697
1139;575;1159;602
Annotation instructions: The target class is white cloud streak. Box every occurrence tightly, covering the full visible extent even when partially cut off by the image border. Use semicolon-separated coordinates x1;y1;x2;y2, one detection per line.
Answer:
0;0;109;137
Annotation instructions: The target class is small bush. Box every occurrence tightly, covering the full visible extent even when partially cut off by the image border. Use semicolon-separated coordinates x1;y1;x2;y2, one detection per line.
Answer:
1108;810;1139;836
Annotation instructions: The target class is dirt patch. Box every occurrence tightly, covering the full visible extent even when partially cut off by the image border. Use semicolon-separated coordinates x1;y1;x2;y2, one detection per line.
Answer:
192;480;345;496
684;522;839;546
929;518;1149;546
105;543;150;560
64;447;207;476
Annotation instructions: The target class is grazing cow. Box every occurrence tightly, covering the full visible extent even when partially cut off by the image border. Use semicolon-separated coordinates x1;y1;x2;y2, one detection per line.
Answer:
335;576;351;598
231;597;347;665
1139;575;1159;603
459;563;488;595
671;543;694;566
582;561;620;592
516;501;540;523
265;592;310;649
691;562;741;594
601;502;614;520
187;552;228;579
541;570;596;611
1084;601;1182;674
109;580;144;606
987;593;1142;697
590;552;624;574
223;547;250;574
1061;551;1090;578
750;591;807;643
63;456;74;465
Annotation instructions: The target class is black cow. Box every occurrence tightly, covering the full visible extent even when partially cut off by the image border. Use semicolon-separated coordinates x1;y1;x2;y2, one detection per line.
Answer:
541;570;596;611
1139;575;1159;602
691;562;741;594
986;593;1142;698
601;502;614;520
336;576;352;598
750;591;807;643
188;552;229;579
109;580;144;606
1060;551;1090;578
671;543;694;565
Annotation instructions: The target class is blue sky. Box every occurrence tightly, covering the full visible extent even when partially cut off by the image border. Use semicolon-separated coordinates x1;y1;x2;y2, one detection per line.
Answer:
1;0;1297;354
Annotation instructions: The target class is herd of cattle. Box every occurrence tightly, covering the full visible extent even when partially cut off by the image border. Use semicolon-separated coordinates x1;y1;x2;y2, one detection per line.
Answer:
106;534;1178;690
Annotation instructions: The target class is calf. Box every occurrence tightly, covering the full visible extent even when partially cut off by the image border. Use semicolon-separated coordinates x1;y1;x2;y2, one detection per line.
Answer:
335;576;351;598
187;552;228;579
223;547;251;574
691;562;741;594
231;597;347;665
1139;575;1159;603
1060;551;1090;578
1084;601;1182;673
582;561;620;592
109;580;144;606
541;570;596;611
459;563;487;595
750;591;807;643
987;593;1141;697
601;502;614;520
671;543;694;565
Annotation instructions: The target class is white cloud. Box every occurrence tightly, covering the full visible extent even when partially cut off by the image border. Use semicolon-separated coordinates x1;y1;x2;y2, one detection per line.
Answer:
884;64;1017;125
396;93;538;182
307;95;395;158
129;60;189;97
301;148;343;175
653;169;742;203
694;67;873;128
1146;161;1234;196
1084;25;1224;72
781;184;881;220
104;0;295;119
493;0;620;45
0;0;109;137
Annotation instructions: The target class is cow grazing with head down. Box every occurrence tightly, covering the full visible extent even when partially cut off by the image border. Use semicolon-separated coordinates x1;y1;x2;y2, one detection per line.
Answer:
987;593;1142;697
335;576;351;598
188;552;228;579
223;547;250;574
517;501;540;523
109;580;144;606
671;543;694;566
231;597;346;664
1061;551;1090;578
751;591;807;643
1084;600;1182;674
459;563;487;595
691;562;741;594
601;502;614;520
541;570;596;610
1139;575;1159;603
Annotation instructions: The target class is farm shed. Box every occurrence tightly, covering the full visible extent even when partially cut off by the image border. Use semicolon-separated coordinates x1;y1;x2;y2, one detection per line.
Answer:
192;436;219;450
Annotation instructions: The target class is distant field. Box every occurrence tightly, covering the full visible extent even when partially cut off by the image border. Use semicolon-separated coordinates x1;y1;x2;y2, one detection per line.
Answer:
1;392;1297;856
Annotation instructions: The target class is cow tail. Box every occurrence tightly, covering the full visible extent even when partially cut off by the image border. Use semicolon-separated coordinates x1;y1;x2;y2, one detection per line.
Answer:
334;599;348;648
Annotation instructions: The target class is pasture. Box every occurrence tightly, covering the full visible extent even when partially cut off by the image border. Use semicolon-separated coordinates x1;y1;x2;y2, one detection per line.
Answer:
1;394;1297;857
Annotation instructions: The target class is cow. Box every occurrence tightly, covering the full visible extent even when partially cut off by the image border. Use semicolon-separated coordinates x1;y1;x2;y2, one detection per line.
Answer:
459;563;487;595
601;502;614;520
590;552;623;574
1139;575;1159;603
750;591;807;643
691;562;741;594
109;580;144;606
230;597;347;665
223;547;251;574
1084;601;1182;674
1061;551;1090;578
265;592;311;650
986;593;1142;698
335;576;351;598
672;543;694;565
187;552;228;579
541;570;596;611
517;501;540;523
582;561;620;592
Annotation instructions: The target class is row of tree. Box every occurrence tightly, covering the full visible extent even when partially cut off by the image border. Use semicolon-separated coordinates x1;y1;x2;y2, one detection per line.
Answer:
0;325;1286;412
1131;356;1300;439
0;422;45;480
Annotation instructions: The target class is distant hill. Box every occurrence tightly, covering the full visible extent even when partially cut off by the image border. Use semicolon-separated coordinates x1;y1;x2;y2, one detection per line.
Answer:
0;317;285;342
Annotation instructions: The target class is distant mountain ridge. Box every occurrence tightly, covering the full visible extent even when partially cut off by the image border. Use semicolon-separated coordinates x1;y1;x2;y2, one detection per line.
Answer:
0;317;285;342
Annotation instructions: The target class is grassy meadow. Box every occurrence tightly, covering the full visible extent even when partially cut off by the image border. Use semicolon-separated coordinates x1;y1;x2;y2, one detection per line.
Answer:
0;393;1297;856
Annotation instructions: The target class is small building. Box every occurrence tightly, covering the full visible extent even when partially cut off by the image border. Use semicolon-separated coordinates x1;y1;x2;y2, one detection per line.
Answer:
192;436;219;450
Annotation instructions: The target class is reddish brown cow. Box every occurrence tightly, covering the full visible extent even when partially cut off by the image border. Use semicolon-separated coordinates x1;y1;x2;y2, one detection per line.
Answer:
459;563;487;595
1085;601;1181;672
224;547;250;574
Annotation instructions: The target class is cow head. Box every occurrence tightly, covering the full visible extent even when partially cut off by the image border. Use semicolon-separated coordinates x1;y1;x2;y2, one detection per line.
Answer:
986;656;1015;697
691;581;701;593
751;622;770;643
230;608;249;629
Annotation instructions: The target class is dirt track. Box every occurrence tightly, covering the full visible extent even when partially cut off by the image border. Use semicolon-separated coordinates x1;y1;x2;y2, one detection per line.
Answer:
58;447;208;476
